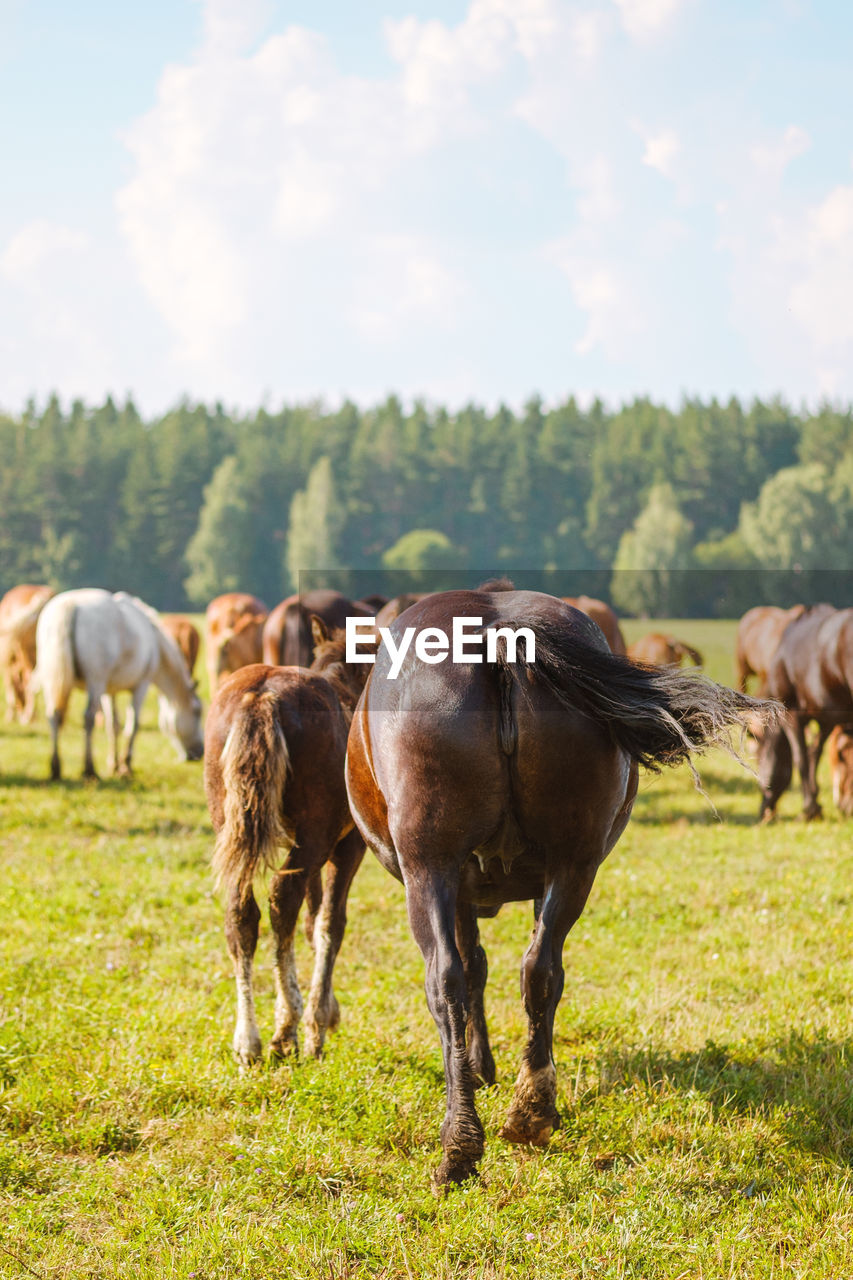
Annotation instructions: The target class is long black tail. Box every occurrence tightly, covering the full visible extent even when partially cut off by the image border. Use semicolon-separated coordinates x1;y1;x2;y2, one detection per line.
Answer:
496;620;776;772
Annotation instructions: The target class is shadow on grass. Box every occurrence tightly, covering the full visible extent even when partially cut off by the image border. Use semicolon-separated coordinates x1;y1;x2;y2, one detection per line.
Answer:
0;772;135;791
591;1032;853;1164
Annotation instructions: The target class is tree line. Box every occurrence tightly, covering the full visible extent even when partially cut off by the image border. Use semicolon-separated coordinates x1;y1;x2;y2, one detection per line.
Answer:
1;392;851;617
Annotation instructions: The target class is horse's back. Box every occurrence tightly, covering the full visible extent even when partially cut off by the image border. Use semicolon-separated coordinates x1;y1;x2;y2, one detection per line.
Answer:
359;591;628;874
206;663;350;840
768;605;852;716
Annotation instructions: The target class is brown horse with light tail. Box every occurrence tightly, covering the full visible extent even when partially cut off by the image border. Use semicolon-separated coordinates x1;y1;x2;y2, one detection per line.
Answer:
204;619;368;1063
345;585;770;1187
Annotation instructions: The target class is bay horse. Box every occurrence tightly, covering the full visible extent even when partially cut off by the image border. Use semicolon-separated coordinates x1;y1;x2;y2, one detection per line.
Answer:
262;590;372;669
0;584;54;722
827;725;853;816
628;633;703;667
204;618;367;1062
205;593;268;697
562;596;626;655
345;586;766;1186
34;589;204;780
735;604;805;693
161;614;201;679
759;605;853;821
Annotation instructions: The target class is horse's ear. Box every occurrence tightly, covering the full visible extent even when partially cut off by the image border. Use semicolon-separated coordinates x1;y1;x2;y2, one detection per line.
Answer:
310;614;329;647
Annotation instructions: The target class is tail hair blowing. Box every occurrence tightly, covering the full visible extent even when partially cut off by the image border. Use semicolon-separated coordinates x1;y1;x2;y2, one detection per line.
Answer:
496;619;777;775
212;689;294;900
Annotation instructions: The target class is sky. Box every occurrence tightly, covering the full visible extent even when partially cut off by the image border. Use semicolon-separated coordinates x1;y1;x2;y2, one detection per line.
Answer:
2;0;853;416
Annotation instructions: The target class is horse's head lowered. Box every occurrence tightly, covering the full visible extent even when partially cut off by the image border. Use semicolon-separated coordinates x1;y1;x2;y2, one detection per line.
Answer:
158;681;204;761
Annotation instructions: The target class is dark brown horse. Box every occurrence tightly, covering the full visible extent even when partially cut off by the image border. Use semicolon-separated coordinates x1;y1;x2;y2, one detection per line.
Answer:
735;604;805;693
628;633;703;667
262;590;372;669
759;605;853;821
204;619;367;1062
345;586;765;1186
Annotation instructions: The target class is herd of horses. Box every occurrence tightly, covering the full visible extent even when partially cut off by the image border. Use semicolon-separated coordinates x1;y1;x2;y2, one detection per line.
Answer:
1;581;851;1186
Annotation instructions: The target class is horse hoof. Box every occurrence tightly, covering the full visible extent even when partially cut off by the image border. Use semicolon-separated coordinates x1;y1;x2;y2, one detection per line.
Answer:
801;805;823;822
269;1037;299;1061
759;807;776;825
432;1157;479;1192
82;768;99;781
500;1107;561;1147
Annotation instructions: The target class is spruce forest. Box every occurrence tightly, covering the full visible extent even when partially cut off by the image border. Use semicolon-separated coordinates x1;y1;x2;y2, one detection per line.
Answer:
1;392;851;615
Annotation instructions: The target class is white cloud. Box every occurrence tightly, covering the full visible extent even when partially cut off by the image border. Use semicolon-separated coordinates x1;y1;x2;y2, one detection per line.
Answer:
641;127;680;179
546;237;648;359
351;236;465;343
750;123;810;184
1;220;90;279
200;0;271;55
612;0;687;40
788;185;853;347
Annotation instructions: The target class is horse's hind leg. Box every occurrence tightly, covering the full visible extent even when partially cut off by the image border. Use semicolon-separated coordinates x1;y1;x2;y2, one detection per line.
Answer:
101;695;120;774
403;855;484;1186
303;827;365;1058
758;722;792;822
303;869;323;946
120;683;148;775
82;689;101;779
48;710;63;781
225;884;262;1065
455;903;495;1088
502;860;598;1148
269;864;310;1058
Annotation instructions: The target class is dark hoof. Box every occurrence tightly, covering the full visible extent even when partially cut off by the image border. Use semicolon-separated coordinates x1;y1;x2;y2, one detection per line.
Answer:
801;804;823;822
759;806;776;825
82;767;99;781
49;762;61;782
432;1156;480;1192
500;1108;561;1147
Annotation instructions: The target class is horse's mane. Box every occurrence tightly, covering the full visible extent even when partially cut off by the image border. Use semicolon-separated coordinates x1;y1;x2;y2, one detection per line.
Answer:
112;592;195;688
476;577;515;592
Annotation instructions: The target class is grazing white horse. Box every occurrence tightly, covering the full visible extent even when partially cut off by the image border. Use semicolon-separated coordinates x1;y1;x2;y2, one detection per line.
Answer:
34;589;204;780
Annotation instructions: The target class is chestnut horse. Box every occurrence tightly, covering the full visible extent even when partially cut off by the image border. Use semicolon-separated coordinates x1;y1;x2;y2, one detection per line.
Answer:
827;725;853;816
161;615;201;679
759;605;853;821
204;619;367;1063
562;596;626;655
0;584;54;722
628;633;703;667
735;604;805;693
262;590;372;669
205;593;268;696
345;585;765;1186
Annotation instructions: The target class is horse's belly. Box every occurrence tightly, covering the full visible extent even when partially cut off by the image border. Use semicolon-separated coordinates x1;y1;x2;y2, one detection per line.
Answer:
460;847;546;906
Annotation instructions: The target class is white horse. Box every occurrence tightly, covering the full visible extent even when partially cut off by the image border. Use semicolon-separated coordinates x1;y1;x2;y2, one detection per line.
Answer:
34;589;204;780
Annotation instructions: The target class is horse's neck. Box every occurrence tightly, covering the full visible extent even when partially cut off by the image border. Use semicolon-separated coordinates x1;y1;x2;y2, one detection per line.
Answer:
151;631;191;705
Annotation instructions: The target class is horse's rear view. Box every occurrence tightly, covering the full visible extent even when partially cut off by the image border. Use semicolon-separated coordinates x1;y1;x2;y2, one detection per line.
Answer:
346;587;767;1187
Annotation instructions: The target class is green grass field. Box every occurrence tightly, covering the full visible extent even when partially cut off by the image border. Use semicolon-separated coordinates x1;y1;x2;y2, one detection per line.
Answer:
0;620;851;1278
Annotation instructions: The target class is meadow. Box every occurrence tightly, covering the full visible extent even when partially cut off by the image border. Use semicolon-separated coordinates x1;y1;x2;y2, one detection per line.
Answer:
0;619;851;1278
